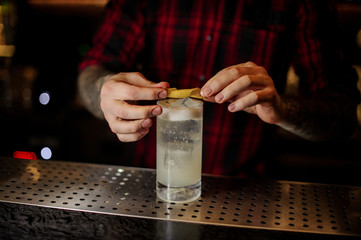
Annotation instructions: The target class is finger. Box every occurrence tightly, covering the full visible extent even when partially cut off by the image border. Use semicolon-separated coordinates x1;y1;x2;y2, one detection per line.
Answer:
201;64;266;98
102;100;162;120
104;81;168;101
228;91;257;112
120;72;170;89
104;112;152;142
108;117;153;135
116;128;150;142
243;61;257;67
203;95;216;103
227;87;275;112
214;75;272;103
153;81;170;89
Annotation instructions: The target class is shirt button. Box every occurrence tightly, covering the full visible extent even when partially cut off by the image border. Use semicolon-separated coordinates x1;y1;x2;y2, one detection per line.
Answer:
206;35;212;41
199;74;205;81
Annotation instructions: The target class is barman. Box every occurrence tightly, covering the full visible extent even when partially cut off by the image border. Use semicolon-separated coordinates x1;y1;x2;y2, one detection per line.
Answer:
77;0;360;177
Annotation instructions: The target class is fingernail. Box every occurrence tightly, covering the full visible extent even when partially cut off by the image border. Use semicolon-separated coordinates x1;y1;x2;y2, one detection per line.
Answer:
215;93;224;103
141;119;152;128
159;90;167;99
201;86;212;97
152;106;162;116
228;103;236;112
140;128;149;134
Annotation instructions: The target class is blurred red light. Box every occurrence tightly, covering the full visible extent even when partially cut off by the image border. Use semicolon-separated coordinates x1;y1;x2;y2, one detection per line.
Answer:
13;151;37;160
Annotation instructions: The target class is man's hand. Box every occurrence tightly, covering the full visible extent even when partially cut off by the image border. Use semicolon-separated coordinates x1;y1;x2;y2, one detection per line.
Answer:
201;61;285;125
100;72;169;142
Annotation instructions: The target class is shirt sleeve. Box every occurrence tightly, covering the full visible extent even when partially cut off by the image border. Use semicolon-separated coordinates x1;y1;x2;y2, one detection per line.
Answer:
293;0;359;100
79;0;146;72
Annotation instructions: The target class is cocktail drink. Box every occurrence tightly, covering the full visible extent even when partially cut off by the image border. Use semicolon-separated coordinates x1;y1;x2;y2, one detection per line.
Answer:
156;98;203;202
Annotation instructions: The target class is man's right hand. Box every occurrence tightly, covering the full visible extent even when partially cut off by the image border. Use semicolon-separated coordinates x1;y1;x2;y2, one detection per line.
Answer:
100;72;169;142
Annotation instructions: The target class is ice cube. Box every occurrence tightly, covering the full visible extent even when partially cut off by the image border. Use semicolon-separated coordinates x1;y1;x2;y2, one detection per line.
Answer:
168;109;192;121
164;149;191;168
183;98;202;108
159;98;202;121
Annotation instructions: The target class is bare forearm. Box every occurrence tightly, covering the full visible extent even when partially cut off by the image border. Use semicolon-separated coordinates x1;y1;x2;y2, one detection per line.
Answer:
278;95;358;141
77;65;113;119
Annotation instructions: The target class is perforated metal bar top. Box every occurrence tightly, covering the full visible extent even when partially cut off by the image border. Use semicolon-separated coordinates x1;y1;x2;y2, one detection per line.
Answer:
0;157;360;237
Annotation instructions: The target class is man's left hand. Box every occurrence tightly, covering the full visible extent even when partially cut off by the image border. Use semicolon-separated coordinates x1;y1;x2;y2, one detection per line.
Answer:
201;61;285;125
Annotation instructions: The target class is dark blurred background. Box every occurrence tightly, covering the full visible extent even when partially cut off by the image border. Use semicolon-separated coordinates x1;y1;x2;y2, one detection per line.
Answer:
0;0;360;186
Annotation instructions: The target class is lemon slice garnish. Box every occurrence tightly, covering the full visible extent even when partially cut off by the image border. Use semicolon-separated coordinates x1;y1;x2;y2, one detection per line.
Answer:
167;88;203;99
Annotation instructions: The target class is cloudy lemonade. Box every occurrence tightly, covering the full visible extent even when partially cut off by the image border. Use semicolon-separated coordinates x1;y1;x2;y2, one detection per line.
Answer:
156;98;203;202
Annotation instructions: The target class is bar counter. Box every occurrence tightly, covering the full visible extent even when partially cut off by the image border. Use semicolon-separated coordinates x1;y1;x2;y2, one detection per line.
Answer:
0;157;360;239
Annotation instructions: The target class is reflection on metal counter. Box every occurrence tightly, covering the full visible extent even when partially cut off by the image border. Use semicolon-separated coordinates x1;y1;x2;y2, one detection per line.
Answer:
0;157;360;239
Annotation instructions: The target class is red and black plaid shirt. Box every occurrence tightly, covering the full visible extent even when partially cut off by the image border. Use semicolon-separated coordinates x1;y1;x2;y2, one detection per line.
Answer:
79;0;352;176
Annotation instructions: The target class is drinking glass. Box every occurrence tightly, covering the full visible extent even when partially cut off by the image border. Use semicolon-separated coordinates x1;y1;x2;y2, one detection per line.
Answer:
156;98;203;202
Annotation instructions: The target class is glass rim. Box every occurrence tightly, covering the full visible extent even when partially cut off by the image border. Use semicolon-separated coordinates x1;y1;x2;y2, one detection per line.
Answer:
157;98;203;109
